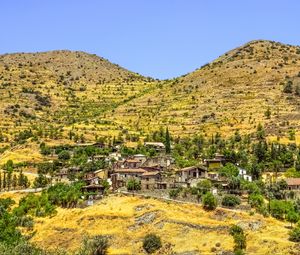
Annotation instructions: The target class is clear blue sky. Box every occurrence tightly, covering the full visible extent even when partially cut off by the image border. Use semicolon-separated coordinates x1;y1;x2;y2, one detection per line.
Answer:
0;0;299;79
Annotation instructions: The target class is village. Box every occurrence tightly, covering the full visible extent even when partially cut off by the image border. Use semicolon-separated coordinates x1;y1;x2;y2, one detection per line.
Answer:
51;140;300;204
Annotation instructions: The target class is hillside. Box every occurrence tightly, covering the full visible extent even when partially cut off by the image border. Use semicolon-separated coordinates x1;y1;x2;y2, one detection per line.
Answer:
1;40;300;153
8;194;296;254
0;50;157;147
110;40;300;138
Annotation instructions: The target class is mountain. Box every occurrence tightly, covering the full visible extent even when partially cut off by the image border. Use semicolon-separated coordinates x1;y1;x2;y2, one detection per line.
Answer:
110;40;300;138
1;40;300;148
0;50;156;144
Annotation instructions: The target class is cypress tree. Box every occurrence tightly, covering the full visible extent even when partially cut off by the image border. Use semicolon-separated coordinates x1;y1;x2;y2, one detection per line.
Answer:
12;174;17;190
165;127;171;154
7;171;12;191
3;172;6;191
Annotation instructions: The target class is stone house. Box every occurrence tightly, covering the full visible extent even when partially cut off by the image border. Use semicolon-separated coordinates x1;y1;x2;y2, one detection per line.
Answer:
144;142;166;152
141;171;175;190
286;178;300;190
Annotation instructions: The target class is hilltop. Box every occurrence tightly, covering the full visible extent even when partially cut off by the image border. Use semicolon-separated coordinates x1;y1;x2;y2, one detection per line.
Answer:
0;50;157;148
111;40;300;138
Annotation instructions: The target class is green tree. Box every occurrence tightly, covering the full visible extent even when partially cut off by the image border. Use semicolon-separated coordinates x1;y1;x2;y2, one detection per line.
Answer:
222;194;241;207
143;233;162;254
286;211;300;227
229;225;247;252
33;174;49;189
289;223;300;242
126;179;141;192
256;123;265;140
12;174;17;190
202;192;217;210
165;127;171;154
5;160;14;172
58;150;71;160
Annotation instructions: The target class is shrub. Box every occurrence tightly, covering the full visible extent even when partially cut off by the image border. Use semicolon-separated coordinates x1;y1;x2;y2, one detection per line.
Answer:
169;188;181;199
283;80;293;93
202;192;217;210
229;225;247;252
77;235;109;255
221;194;241;207
289;224;300;242
58;150;71;160
270;200;294;220
286;211;300;227
126;179;141;191
143;233;162;254
248;194;264;208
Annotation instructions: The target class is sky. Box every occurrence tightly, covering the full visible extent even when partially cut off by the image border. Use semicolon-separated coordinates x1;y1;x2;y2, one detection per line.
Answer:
0;0;300;79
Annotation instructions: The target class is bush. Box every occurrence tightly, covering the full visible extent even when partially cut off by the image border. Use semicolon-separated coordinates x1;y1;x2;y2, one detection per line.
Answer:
286;211;300;227
58;150;71;160
248;194;264;208
77;235;109;255
202;192;217;210
283;80;293;93
270;200;294;220
143;233;162;254
289;224;300;242
221;194;241;207
229;225;247;252
169;188;181;199
126;179;141;191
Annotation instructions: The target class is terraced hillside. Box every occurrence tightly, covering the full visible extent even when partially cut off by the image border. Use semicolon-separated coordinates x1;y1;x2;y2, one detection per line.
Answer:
0;50;157;145
1;40;300;148
110;40;300;137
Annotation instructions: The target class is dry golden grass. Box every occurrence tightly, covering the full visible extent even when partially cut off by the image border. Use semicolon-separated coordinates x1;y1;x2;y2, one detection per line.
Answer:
2;40;300;144
28;195;297;255
110;40;300;138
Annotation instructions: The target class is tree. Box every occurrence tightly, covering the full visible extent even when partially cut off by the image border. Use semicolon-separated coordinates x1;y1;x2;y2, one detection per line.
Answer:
289;224;300;242
12;174;17;190
33;174;49;189
6;172;12;191
143;233;162;254
196;179;212;194
165;127;171;154
219;163;239;178
126;179;141;192
3;172;6;191
222;194;241;207
202;192;217;210
169;188;181;199
5;160;14;172
256;123;265;140
58;150;71;161
286;211;300;227
229;225;247;252
248;194;264;208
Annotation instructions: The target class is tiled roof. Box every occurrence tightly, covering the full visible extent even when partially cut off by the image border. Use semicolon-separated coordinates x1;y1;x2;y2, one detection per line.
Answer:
286;178;300;186
114;168;146;174
142;171;160;176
